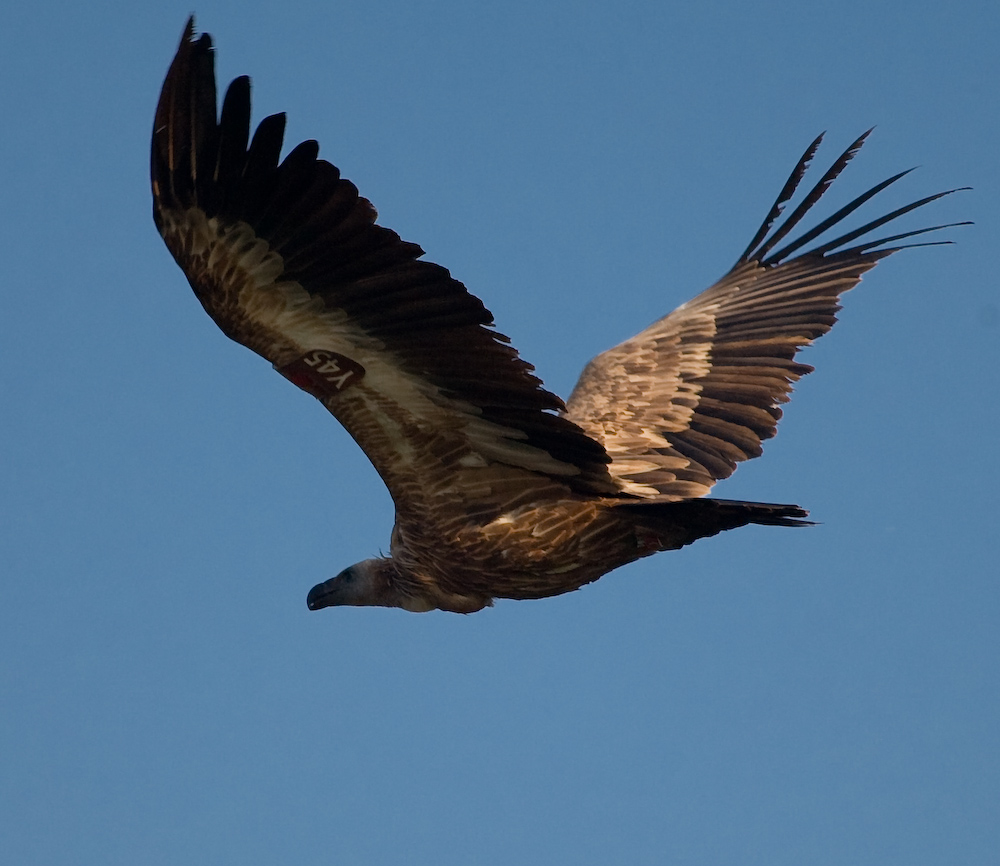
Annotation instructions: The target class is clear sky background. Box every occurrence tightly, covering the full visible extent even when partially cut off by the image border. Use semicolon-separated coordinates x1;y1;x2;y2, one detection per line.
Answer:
1;2;996;864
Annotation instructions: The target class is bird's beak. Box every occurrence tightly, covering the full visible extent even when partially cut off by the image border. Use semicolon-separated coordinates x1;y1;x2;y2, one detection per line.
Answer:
306;578;338;611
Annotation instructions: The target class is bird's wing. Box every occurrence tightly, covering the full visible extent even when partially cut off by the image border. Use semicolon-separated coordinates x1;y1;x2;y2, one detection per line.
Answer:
565;131;966;499
152;20;617;524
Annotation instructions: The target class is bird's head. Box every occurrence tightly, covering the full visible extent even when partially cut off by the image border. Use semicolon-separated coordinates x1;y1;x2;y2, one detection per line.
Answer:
306;558;434;612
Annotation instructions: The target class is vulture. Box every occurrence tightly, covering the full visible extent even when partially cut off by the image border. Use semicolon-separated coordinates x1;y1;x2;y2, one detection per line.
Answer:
152;19;963;613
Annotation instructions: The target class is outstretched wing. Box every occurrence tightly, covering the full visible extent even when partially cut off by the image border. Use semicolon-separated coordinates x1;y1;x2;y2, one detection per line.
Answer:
564;131;966;499
152;20;617;522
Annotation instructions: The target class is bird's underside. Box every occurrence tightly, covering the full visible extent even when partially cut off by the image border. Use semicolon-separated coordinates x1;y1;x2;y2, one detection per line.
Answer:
152;19;964;613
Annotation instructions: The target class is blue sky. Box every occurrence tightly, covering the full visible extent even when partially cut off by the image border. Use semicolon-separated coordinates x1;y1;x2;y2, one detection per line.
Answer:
1;1;997;864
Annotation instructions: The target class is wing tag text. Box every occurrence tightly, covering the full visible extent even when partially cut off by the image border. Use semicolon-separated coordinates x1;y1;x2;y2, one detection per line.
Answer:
276;350;366;397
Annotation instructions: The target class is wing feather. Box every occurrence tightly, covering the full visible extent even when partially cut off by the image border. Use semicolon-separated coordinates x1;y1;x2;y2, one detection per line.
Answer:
152;20;616;522
565;135;965;499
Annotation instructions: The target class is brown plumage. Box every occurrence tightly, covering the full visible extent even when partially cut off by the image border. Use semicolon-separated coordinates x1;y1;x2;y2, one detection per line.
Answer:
152;19;964;613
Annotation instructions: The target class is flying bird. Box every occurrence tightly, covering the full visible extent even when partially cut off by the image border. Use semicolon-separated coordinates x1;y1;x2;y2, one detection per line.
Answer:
152;19;963;613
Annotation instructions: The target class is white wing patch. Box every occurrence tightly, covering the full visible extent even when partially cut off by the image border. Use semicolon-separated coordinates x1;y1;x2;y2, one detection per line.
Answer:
165;207;586;479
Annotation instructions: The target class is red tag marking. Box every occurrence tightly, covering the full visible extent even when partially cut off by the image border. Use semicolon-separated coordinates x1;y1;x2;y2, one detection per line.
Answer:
275;350;365;398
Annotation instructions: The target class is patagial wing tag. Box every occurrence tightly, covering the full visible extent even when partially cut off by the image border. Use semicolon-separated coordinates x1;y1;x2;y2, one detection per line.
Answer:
275;350;366;397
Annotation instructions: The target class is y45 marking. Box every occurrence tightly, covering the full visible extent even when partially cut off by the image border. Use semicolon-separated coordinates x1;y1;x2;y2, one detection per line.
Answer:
275;350;366;398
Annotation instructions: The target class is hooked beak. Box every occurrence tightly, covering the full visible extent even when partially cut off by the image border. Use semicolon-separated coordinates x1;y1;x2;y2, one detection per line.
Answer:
306;577;339;611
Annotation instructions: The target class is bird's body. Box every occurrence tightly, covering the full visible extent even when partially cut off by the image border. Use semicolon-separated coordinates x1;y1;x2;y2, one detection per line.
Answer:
317;498;807;613
152;20;962;613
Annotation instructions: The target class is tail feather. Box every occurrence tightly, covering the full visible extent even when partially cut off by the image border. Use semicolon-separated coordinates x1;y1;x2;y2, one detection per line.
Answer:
619;497;813;552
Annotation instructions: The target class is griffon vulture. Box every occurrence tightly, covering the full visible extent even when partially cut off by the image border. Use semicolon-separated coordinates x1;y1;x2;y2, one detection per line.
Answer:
152;19;963;613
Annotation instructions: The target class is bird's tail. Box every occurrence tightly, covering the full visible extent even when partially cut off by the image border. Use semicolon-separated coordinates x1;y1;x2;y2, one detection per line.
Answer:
616;497;812;553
